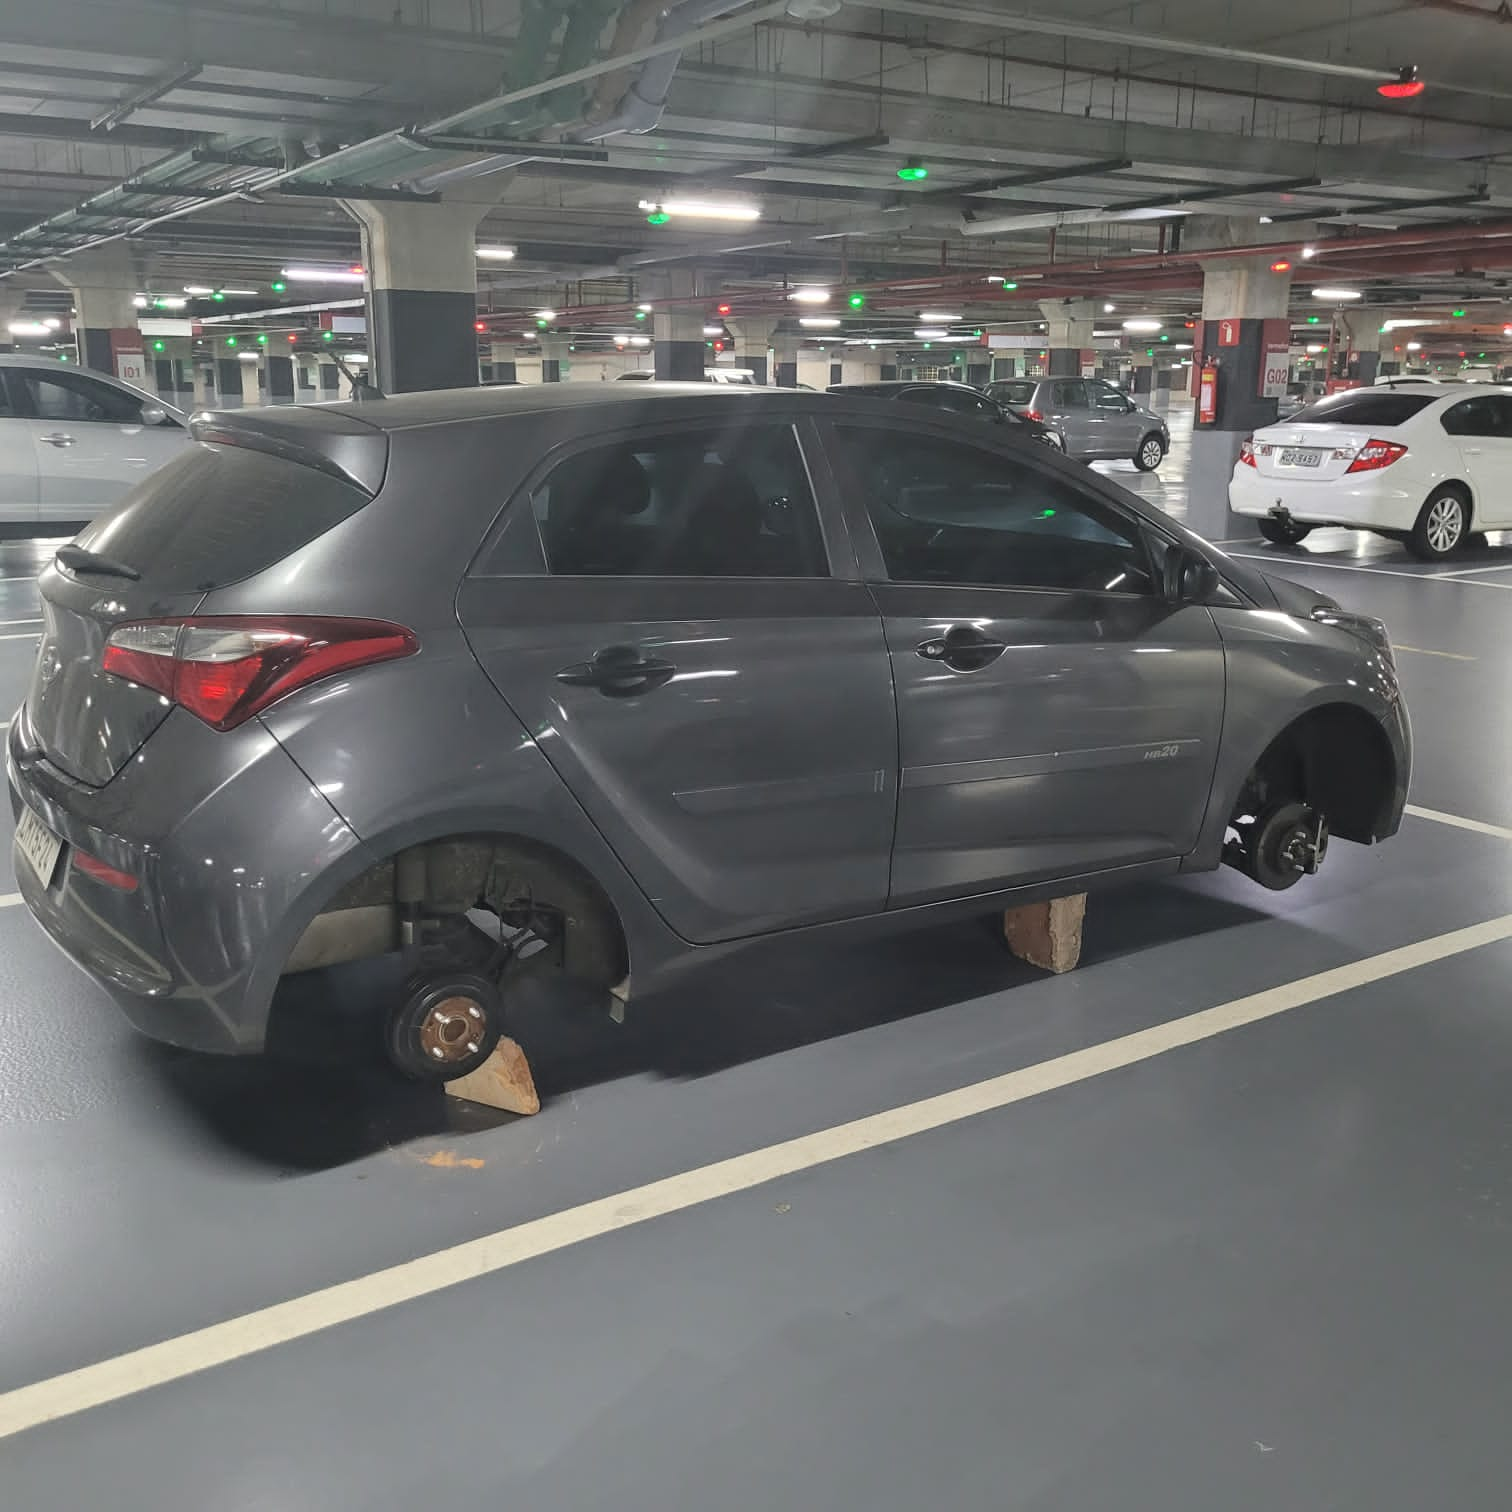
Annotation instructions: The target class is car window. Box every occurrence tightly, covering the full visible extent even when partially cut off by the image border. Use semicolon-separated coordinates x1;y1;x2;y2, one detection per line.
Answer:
1291;390;1434;426
1440;396;1508;437
19;369;145;424
898;387;949;410
1050;380;1087;409
987;380;1036;407
0;373;16;418
531;423;828;578
833;426;1155;595
1088;380;1130;410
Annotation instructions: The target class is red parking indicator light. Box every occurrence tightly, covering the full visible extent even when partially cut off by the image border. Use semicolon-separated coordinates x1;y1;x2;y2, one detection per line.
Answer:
1270;259;1292;273
1377;66;1425;100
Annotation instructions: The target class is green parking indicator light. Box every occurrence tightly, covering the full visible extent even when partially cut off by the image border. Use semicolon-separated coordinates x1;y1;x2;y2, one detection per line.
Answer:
1002;280;1018;290
646;209;669;225
1307;315;1321;324
1452;308;1466;318
256;333;268;345
226;336;237;346
152;340;165;352
271;280;287;294
322;330;334;341
896;159;929;181
848;291;866;309
58;352;69;361
211;291;225;302
634;310;647;321
1146;347;1155;356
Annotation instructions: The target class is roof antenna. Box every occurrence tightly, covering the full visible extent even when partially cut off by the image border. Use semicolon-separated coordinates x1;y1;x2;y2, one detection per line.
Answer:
330;351;385;402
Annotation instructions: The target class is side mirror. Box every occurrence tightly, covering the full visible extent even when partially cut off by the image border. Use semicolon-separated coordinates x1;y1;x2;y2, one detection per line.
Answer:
138;403;169;427
1163;545;1220;604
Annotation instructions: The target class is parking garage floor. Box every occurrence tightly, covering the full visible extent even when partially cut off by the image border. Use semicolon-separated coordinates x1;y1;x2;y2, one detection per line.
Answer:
2;417;1511;1508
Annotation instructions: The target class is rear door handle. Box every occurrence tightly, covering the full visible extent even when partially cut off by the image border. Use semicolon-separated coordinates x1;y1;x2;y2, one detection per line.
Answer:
917;626;1007;672
1464;446;1484;455
556;645;677;698
41;432;75;448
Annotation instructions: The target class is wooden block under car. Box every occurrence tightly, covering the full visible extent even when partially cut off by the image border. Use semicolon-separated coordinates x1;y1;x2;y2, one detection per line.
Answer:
442;1036;541;1115
1002;894;1087;974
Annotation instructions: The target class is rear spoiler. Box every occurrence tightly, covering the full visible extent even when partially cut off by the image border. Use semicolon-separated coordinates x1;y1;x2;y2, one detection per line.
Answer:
189;407;389;495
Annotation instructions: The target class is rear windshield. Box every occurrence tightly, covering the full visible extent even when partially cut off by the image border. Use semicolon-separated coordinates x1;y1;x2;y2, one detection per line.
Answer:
71;443;371;592
1289;391;1435;427
988;381;1036;406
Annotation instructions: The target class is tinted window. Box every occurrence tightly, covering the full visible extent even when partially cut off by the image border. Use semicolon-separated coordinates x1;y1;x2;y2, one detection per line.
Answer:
20;370;145;424
70;444;371;592
1088;380;1130;410
938;390;998;418
1441;396;1511;437
1051;380;1087;409
834;426;1155;595
532;424;827;578
987;380;1036;407
1291;391;1434;426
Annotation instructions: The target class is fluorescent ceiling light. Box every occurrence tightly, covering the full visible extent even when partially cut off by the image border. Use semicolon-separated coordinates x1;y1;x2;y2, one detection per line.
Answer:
217;288;259;297
476;246;517;260
1301;245;1318;258
132;294;148;308
1122;318;1163;332
1103;302;1116;312
800;317;841;329
237;351;261;361
1312;287;1362;300
703;325;724;336
7;320;51;337
637;198;761;222
1173;342;1193;350
153;297;187;310
42;317;60;329
281;266;366;283
914;327;949;339
637;303;653;313
629;335;650;346
1381;318;1433;331
918;310;962;321
534;309;557;321
347;353;369;363
183;285;214;296
1406;341;1423;350
789;287;831;304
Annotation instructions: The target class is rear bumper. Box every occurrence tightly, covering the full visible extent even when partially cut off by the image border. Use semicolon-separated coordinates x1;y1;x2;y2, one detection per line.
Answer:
1228;466;1421;530
7;704;362;1054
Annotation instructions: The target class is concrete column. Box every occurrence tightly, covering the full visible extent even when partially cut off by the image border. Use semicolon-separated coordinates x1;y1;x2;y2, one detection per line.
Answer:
647;270;705;381
295;355;318;393
215;357;244;408
1039;298;1096;378
1342;313;1383;385
1130;351;1155;395
1184;216;1298;539
773;331;800;389
540;335;569;383
344;195;492;394
727;317;776;385
319;362;341;395
266;353;296;402
55;245;143;378
488;339;518;383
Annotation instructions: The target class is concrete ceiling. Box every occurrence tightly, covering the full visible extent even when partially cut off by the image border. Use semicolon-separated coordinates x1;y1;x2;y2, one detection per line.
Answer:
2;0;1511;353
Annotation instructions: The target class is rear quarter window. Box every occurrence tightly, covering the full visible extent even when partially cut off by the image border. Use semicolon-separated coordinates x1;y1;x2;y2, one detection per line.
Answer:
1290;391;1435;426
72;443;371;592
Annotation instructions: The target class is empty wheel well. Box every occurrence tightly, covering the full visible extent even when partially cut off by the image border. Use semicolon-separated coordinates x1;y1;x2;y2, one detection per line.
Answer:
1236;705;1397;844
286;833;629;986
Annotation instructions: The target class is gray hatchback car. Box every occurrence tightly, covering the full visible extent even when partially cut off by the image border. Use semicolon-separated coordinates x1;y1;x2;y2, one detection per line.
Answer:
986;377;1170;469
8;386;1408;1079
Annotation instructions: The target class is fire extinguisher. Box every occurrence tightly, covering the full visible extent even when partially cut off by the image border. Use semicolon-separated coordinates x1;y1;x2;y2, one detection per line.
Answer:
1197;361;1219;425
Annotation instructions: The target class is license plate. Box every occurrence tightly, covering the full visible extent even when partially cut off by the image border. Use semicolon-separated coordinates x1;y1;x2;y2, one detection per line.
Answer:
14;805;63;888
1279;447;1323;467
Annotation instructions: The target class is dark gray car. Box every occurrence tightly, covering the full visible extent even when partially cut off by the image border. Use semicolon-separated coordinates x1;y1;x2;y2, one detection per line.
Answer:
986;377;1170;468
7;386;1409;1080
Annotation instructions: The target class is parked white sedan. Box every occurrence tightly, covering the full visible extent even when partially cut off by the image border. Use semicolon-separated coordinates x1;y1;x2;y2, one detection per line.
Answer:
0;355;188;534
1229;382;1512;560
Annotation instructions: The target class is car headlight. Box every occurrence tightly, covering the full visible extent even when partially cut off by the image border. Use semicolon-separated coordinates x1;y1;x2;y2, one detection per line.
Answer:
1310;606;1394;667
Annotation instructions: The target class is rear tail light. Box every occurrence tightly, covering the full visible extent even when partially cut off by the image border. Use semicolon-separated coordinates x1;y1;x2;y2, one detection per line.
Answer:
1345;438;1408;474
1024;408;1045;422
73;850;139;893
102;616;418;731
1238;437;1258;468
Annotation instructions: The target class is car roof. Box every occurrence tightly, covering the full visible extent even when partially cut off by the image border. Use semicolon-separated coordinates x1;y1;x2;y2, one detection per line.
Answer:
260;382;851;433
826;380;985;396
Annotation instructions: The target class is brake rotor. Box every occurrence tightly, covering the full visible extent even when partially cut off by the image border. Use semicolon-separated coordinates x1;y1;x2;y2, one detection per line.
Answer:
385;972;503;1081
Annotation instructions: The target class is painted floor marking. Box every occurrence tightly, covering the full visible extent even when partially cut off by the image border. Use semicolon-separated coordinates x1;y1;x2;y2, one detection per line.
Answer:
1405;804;1512;842
0;911;1509;1441
0;618;41;628
0;632;40;642
1228;553;1512;586
0;894;22;909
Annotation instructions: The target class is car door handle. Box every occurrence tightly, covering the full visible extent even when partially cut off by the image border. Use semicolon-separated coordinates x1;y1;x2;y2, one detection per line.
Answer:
1464;446;1484;455
916;626;1007;672
41;432;76;448
556;645;677;698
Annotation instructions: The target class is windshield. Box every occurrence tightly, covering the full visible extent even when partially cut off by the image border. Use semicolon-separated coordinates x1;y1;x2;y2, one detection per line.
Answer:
1289;390;1436;427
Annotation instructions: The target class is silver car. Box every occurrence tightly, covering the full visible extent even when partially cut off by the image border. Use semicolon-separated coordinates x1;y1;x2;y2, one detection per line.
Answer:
0;355;188;534
986;377;1170;469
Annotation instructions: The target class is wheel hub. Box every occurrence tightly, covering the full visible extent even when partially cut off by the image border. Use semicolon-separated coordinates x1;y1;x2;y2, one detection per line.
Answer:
1426;497;1463;553
418;995;487;1063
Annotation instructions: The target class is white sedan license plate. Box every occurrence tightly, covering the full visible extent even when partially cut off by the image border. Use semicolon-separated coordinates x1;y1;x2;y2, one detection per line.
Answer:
1279;447;1323;467
15;805;63;888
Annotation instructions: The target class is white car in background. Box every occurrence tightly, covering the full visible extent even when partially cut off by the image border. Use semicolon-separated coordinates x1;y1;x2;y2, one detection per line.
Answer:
0;355;188;534
1230;382;1512;560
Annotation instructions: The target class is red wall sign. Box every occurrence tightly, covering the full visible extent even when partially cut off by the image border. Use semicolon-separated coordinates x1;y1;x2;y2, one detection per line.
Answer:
1217;319;1240;347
